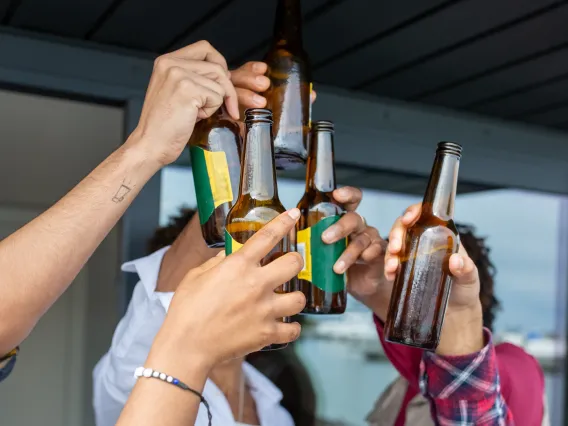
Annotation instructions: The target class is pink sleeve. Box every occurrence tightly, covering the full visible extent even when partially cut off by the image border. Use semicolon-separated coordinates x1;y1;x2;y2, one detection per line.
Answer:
375;315;546;424
494;342;545;424
374;315;422;387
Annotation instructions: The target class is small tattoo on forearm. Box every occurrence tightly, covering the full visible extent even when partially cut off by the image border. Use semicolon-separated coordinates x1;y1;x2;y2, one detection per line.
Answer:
112;181;132;203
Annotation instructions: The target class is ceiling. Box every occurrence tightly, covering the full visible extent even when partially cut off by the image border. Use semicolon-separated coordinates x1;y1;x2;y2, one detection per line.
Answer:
0;0;566;133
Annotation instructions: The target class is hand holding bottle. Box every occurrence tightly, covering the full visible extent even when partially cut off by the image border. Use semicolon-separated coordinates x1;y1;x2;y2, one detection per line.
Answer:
146;209;306;378
127;40;239;168
385;202;484;355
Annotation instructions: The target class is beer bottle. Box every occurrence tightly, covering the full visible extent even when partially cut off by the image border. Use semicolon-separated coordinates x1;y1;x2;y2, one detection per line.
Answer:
296;121;346;314
225;108;290;351
384;142;462;350
265;0;312;170
189;107;242;248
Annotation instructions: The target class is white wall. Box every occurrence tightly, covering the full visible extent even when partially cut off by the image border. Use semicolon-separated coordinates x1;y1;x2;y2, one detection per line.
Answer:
0;89;124;426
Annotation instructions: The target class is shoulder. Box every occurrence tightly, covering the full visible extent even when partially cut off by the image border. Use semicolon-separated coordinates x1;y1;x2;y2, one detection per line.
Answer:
495;342;545;423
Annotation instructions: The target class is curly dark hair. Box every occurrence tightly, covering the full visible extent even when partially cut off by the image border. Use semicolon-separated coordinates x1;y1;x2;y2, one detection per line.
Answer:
456;222;501;331
146;206;197;254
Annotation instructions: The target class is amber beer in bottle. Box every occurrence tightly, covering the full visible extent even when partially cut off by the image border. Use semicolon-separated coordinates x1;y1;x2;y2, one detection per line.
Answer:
384;142;462;350
264;0;312;170
296;121;346;314
188;107;242;248
225;108;291;351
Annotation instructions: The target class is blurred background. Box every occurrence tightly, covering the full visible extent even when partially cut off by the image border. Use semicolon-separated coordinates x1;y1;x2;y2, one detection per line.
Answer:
0;1;567;425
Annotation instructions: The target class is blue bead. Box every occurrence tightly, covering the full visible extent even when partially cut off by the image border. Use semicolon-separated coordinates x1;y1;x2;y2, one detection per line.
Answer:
173;379;179;385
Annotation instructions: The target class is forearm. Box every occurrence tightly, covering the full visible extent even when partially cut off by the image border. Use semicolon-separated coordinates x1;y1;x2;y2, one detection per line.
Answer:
118;325;212;426
0;135;159;354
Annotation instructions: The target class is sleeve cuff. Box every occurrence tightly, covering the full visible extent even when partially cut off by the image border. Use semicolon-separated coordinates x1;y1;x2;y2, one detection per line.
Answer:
419;328;499;402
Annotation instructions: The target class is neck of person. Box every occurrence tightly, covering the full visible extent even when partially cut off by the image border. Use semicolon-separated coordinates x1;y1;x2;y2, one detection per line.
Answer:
156;215;221;292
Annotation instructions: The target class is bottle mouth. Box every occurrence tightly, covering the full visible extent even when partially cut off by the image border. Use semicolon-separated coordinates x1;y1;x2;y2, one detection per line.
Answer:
245;108;273;124
437;141;462;157
312;120;334;132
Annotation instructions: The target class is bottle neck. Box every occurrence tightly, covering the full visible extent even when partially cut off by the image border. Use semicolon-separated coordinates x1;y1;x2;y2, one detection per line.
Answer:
422;152;460;220
240;122;278;200
273;0;303;49
306;131;336;193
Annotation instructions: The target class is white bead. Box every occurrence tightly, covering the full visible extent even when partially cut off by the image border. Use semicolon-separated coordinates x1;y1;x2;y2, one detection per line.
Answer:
152;371;159;378
134;367;144;377
166;376;173;383
159;373;167;380
143;368;152;378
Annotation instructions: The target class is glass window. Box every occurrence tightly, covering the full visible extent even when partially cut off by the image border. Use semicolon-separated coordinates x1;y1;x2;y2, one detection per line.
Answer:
160;166;566;425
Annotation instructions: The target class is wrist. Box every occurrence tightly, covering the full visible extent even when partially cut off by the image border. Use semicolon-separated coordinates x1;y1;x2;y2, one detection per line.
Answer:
122;130;165;174
436;302;484;356
147;321;214;383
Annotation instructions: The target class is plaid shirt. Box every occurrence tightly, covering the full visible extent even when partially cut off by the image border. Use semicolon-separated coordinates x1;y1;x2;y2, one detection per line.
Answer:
419;330;514;425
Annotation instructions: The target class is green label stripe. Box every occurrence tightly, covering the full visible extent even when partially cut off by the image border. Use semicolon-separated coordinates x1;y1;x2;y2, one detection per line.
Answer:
225;229;243;255
299;215;346;293
190;146;215;225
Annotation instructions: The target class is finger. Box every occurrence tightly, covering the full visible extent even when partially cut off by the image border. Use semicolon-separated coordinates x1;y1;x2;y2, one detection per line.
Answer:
269;321;302;346
383;252;399;281
233;61;267;75
311;89;317;104
360;240;386;264
236;88;267;109
170;40;229;73
263;252;304;289
231;68;271;93
322;211;366;244
449;253;478;285
238;209;301;262
270;291;307;318
332;187;363;211
401;203;421;226
333;232;372;273
184;74;225;119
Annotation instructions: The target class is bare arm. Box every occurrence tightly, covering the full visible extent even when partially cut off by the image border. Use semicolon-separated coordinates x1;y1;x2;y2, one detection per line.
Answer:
0;40;240;355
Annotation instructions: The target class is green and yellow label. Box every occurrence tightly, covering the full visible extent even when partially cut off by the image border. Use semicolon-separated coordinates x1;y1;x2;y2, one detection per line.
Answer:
297;215;346;293
190;146;233;225
225;229;244;255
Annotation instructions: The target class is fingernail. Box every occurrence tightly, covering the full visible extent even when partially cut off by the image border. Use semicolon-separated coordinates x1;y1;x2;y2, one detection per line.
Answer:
337;187;348;196
253;94;265;105
256;75;267;85
322;228;337;242
288;208;300;220
403;212;412;221
391;238;400;250
335;260;346;273
456;255;464;270
387;258;397;269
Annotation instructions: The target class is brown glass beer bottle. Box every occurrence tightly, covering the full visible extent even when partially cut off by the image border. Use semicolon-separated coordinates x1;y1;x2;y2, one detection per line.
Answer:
188;107;242;248
264;0;312;170
384;142;462;350
225;108;291;351
296;121;346;314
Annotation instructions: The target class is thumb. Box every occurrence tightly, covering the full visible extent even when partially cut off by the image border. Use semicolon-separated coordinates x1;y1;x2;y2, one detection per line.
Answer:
448;253;478;285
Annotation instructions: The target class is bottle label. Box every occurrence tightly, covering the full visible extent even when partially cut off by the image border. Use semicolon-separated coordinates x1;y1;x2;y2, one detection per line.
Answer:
190;146;234;225
225;229;244;255
296;215;346;293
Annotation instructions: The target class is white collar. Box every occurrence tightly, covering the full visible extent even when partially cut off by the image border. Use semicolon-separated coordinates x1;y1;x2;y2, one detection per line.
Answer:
121;247;285;407
121;246;173;310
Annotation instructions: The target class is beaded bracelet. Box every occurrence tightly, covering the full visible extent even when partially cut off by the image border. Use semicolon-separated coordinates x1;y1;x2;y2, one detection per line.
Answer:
134;366;212;426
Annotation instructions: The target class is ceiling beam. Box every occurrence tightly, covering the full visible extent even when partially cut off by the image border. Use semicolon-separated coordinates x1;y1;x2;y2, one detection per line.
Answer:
0;27;565;194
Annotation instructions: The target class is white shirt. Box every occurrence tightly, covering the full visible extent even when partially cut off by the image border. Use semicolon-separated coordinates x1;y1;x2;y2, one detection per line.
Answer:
93;247;294;426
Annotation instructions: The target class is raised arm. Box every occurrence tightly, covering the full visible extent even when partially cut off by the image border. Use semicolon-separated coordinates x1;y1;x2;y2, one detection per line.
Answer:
0;40;240;356
117;210;306;426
